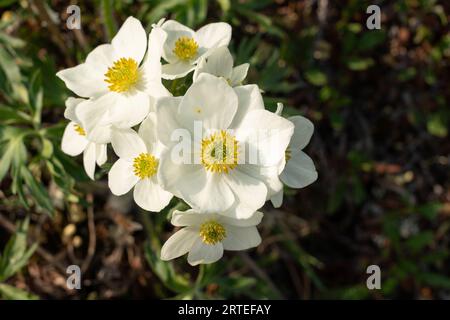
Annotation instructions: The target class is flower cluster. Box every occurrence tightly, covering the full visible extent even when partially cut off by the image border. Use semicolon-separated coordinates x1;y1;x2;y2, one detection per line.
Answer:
57;17;317;266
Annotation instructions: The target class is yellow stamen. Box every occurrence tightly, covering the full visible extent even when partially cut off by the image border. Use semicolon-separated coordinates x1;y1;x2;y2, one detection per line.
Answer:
173;36;198;61
201;130;238;174
199;220;226;245
133;153;158;179
74;124;86;136
104;57;139;92
285;147;292;163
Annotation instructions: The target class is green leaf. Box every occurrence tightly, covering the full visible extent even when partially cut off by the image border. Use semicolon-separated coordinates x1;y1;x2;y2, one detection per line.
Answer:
427;114;447;137
347;57;374;71
0;284;38;300
144;242;190;294
418;202;442;220
305;69;327;86
0;217;37;282
41;138;54;159
21;166;54;217
406;231;434;253
419;273;450;289
0;104;32;124
0;133;26;182
28;70;43;125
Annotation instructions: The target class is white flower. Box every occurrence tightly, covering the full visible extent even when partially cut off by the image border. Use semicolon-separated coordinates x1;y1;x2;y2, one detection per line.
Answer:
157;73;294;218
270;103;318;207
56;17;170;142
160;20;231;79
161;209;263;265
193;46;249;87
108;113;173;212
61;98;107;180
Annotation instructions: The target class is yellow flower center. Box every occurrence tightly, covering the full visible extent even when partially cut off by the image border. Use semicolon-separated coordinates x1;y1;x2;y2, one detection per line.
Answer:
201;130;238;174
285;147;292;163
133;153;158;179
74;124;86;136
199;220;226;245
104;57;139;92
173;36;198;61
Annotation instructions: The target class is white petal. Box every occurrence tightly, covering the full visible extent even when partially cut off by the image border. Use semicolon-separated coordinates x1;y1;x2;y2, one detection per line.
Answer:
95;144;107;166
111;17;147;63
230;63;249;86
158;155;234;213
187;239;223;265
86;124;112;144
236;109;294;167
138;112;157;153
141;27;165;81
161;61;195;80
85;43;116;68
76;93;114;132
133;178;173;212
148;26;167;61
171;209;213;227
56;63;105;98
222;226;261;251
193;46;233;82
61;122;88;156
196;22;231;50
155;96;183;146
239;164;283;199
108;158;139;195
107;91;151;128
160;227;198;261
224;168;267;219
161;20;196;63
219;211;264;227
78;91;150;130
83;142;96;180
230;84;264;129
140;28;171;97
178;73;237;131
288;115;314;150
186;172;235;214
111;127;147;160
64;97;85;122
275;102;284;116
56;44;113;98
281;150;318;188
270;189;284;208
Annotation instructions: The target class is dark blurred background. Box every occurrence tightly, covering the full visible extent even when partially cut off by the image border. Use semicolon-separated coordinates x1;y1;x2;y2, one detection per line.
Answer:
0;0;449;299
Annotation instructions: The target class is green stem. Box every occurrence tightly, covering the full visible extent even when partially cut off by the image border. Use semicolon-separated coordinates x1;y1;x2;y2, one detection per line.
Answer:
101;0;117;41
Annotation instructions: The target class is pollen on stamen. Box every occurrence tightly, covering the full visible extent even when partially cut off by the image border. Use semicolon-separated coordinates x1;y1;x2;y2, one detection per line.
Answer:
285;147;292;162
199;220;226;245
104;57;139;93
201;130;238;174
133;153;158;179
74;124;86;136
173;36;199;61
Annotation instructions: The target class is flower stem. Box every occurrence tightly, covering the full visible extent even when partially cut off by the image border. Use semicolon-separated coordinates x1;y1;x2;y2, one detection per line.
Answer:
101;0;117;42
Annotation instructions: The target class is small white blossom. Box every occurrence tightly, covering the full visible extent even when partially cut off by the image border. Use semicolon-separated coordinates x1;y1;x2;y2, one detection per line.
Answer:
193;46;249;87
270;103;318;207
61;98;108;180
108;114;173;212
161;209;263;265
160;20;232;79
